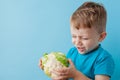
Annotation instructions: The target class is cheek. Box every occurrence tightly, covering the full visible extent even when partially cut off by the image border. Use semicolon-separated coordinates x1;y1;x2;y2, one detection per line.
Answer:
83;40;93;47
85;40;97;48
72;38;75;44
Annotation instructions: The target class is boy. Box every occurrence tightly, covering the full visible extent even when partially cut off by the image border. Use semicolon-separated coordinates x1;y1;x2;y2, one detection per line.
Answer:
39;1;114;80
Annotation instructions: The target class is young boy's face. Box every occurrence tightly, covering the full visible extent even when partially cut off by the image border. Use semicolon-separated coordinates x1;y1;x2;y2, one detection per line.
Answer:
71;27;101;54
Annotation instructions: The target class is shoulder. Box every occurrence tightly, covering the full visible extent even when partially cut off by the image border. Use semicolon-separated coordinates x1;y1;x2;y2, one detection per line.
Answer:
95;46;114;67
97;46;113;61
94;46;115;77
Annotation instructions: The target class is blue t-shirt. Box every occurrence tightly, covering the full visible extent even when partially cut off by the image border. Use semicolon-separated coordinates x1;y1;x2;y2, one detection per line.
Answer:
67;45;115;80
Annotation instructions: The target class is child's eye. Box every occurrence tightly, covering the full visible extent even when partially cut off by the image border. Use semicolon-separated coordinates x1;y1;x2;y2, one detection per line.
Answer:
82;38;89;40
72;36;76;38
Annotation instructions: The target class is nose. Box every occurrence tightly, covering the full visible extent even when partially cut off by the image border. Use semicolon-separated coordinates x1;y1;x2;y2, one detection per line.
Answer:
76;37;82;46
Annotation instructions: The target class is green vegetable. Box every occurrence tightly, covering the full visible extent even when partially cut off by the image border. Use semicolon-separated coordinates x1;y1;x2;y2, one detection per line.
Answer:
41;52;69;78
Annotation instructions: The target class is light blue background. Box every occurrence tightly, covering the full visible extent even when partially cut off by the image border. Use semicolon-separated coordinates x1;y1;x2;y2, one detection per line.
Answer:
0;0;120;80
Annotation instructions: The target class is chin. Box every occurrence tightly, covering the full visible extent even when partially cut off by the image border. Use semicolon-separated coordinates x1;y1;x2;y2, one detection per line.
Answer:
78;50;86;54
78;49;90;54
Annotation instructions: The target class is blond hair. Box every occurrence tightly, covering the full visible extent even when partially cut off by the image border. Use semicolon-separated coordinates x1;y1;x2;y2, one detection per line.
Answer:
70;1;107;33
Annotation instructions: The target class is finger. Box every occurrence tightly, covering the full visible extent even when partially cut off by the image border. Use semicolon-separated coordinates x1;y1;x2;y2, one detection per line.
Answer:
52;70;61;76
38;59;41;66
38;59;44;70
55;68;68;74
38;59;42;65
53;75;68;80
53;70;68;77
68;59;74;66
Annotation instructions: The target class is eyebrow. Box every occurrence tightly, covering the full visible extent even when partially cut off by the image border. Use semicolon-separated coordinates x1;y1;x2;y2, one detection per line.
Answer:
71;34;89;38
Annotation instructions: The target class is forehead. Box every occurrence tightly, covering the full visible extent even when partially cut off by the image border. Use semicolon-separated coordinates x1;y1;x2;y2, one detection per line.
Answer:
70;27;97;36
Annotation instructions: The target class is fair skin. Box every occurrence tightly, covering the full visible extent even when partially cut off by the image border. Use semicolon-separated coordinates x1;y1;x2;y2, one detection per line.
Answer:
39;26;109;80
71;27;105;54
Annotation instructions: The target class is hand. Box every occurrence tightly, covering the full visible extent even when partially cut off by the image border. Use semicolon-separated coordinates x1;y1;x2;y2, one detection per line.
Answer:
38;58;44;70
52;59;78;80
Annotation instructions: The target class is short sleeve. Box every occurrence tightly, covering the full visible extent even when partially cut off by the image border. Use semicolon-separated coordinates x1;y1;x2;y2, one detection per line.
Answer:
94;54;115;77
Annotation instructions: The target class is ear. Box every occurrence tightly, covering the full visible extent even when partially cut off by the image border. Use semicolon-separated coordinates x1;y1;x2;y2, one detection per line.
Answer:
98;32;107;42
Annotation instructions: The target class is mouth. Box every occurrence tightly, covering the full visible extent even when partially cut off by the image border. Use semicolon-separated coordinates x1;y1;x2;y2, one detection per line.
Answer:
77;47;85;52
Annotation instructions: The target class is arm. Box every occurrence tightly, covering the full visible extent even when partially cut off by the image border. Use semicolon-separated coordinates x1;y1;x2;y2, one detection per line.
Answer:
95;75;110;80
74;74;110;80
74;73;110;80
73;70;91;80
